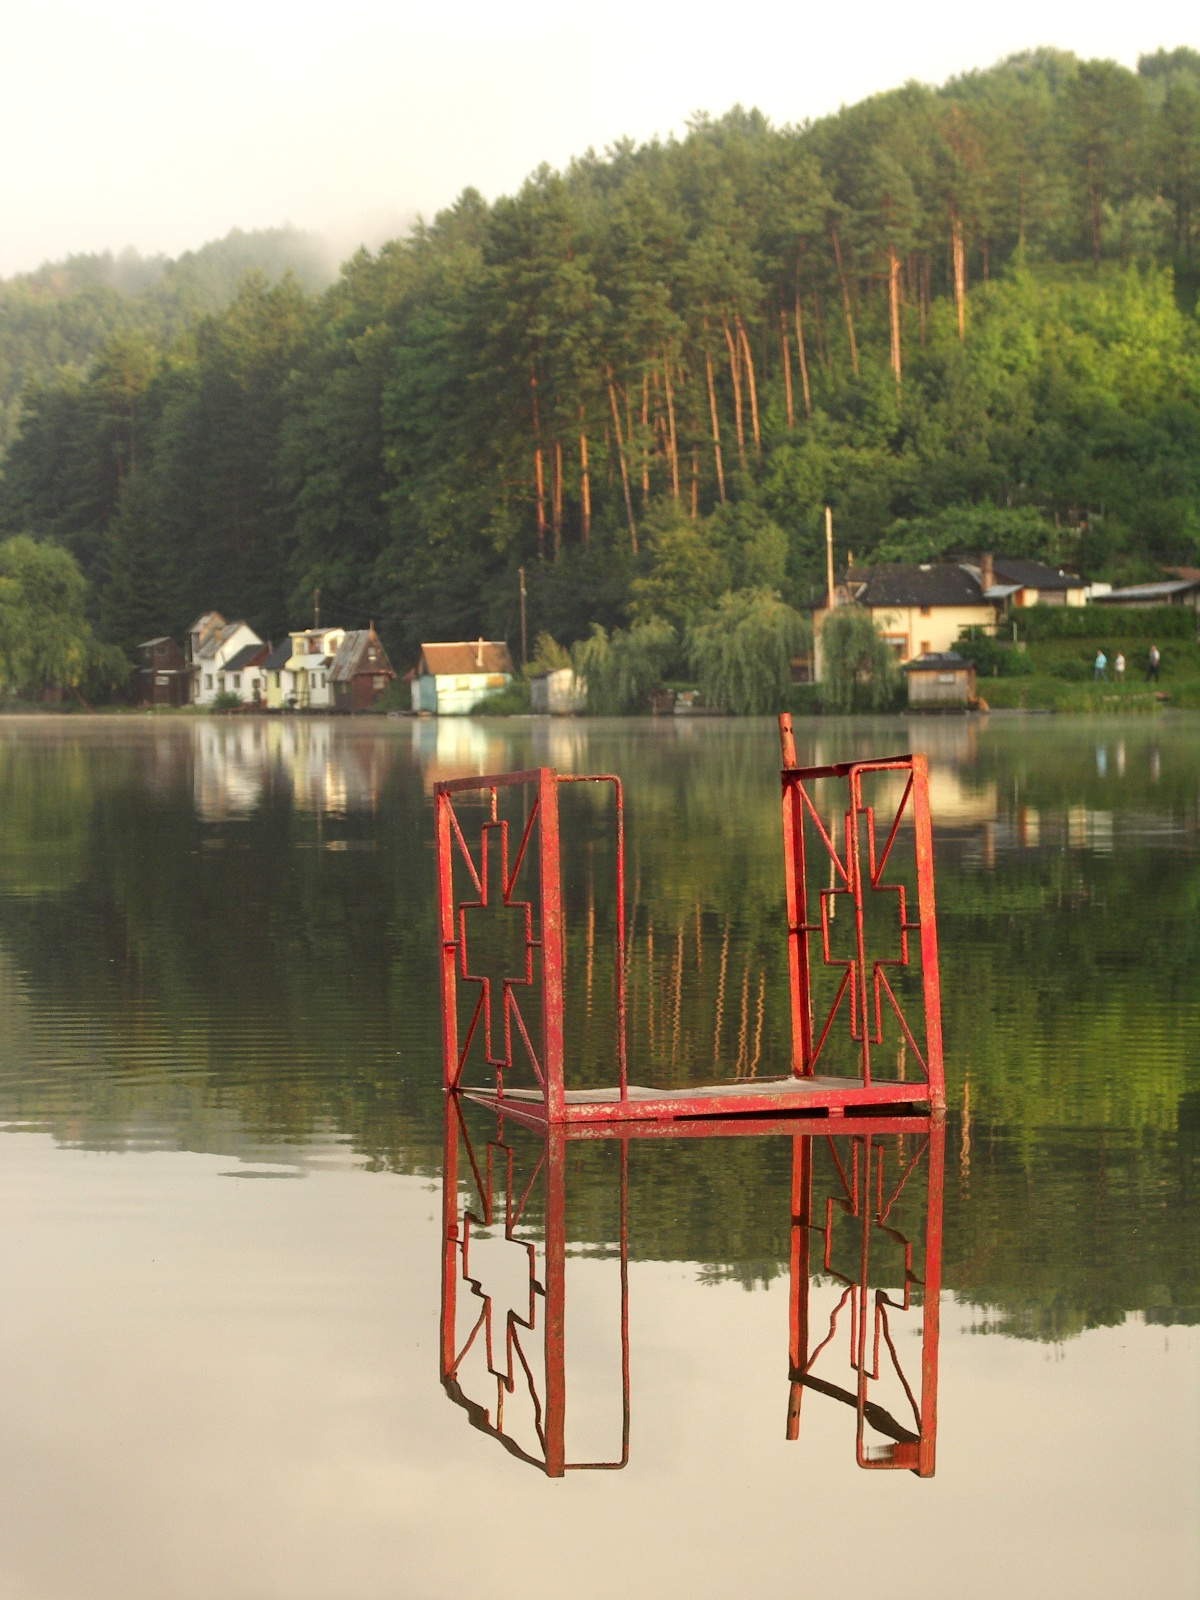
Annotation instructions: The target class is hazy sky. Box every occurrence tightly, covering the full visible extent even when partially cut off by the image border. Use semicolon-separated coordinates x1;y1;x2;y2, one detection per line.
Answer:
1;0;1197;277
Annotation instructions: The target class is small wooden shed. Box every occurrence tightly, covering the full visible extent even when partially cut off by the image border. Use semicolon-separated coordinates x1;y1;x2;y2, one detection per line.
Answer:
903;651;976;710
529;667;586;714
133;637;189;707
329;628;397;712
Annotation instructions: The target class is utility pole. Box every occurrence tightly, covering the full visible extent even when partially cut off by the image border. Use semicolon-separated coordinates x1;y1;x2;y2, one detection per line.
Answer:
825;506;835;612
313;586;320;629
518;566;528;666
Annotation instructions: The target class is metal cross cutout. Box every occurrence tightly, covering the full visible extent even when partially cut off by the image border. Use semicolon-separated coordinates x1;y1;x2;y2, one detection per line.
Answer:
457;821;538;1077
781;751;942;1091
818;795;919;1058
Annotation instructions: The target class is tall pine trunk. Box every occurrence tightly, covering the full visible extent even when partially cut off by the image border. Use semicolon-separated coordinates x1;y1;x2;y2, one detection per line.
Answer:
704;345;726;503
661;353;680;501
690;450;699;519
780;310;794;428
793;291;812;417
606;368;638;553
640;370;650;502
951;211;966;341
530;367;546;558
552;439;563;559
829;226;860;377
888;244;902;396
736;313;761;457
578;412;591;546
722;317;747;468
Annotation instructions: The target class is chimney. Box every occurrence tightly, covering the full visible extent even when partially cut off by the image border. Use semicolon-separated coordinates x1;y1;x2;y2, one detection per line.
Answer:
980;552;995;593
476;637;484;669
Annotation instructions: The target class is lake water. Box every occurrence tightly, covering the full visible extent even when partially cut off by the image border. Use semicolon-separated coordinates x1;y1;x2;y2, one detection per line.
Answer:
0;712;1196;1599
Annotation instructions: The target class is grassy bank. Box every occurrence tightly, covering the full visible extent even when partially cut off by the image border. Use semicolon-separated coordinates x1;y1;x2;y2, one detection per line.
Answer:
975;631;1200;712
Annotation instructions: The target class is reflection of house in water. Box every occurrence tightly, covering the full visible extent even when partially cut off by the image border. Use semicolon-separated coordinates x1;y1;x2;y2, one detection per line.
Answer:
411;718;520;794
193;721;272;820
191;721;391;820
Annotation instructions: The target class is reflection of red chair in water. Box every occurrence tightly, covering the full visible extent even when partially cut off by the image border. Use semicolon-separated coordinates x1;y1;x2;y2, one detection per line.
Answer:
787;1118;944;1475
433;717;944;1125
440;1100;943;1477
440;1095;629;1477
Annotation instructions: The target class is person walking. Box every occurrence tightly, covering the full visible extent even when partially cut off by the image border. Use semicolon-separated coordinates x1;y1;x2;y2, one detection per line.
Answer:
1146;644;1161;682
1093;649;1107;682
1114;652;1125;683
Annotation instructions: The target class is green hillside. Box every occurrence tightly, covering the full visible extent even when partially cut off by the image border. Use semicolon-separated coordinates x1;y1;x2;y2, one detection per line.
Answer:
1;47;1199;669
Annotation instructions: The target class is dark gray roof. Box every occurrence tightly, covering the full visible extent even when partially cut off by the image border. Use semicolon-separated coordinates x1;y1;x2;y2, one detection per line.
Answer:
1093;578;1200;602
903;651;971;672
853;564;985;608
219;643;267;674
262;640;291;672
992;558;1082;591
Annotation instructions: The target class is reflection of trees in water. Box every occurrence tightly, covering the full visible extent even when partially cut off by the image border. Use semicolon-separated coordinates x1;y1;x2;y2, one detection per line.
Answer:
0;717;1194;1334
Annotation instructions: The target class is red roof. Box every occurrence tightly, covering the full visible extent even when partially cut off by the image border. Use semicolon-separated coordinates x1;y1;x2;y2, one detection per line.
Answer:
416;640;514;676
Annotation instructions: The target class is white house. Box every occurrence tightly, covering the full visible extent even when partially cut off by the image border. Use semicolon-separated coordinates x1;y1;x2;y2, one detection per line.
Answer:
215;642;270;704
410;640;515;715
286;626;346;709
187;612;264;706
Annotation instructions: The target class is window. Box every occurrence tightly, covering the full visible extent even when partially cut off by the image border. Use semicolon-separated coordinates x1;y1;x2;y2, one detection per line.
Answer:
232;674;240;689
883;635;907;661
320;674;326;687
919;605;931;617
205;674;213;690
920;641;931;656
937;673;957;685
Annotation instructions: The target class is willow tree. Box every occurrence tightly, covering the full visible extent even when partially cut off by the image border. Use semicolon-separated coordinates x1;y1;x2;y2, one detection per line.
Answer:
0;535;126;698
572;618;677;714
819;608;897;713
686;588;809;715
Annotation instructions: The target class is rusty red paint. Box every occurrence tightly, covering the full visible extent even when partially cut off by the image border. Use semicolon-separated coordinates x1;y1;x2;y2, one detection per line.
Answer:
440;1098;630;1477
441;1096;942;1477
778;715;946;1112
434;724;944;1126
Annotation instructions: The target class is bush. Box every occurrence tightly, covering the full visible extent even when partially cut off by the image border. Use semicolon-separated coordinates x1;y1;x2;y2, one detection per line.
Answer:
781;683;822;716
686;588;809;715
471;679;531;715
956;632;1032;677
1014;604;1193;640
1049;656;1093;680
209;690;243;712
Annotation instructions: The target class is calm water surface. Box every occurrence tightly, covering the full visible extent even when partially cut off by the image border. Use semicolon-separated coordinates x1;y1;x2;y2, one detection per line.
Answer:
0;712;1196;1599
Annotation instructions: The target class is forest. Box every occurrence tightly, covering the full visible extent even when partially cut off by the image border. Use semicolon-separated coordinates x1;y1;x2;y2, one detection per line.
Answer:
1;46;1199;681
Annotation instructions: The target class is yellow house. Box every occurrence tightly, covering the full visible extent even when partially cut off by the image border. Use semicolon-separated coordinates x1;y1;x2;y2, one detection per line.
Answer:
813;563;995;681
262;640;293;709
